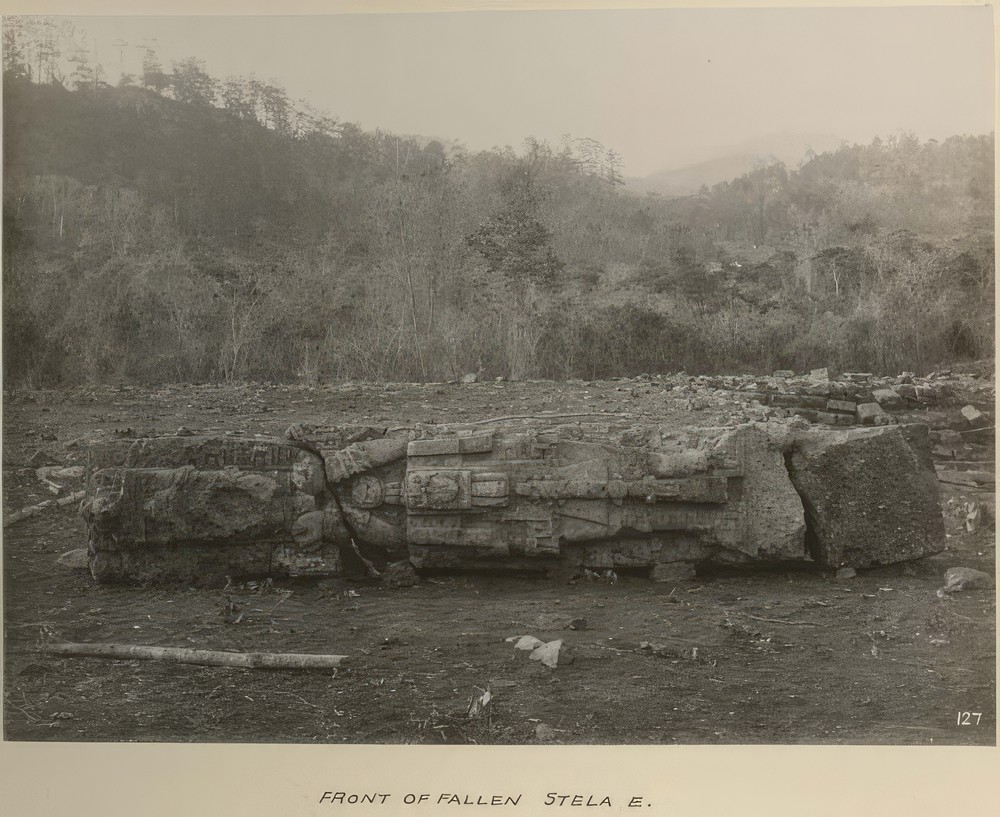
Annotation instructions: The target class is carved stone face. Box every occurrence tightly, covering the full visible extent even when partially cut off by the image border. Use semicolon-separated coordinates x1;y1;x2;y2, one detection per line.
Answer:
351;475;385;508
405;470;470;510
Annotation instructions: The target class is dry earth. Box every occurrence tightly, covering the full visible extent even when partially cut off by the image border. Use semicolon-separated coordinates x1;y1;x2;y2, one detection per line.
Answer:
2;378;995;744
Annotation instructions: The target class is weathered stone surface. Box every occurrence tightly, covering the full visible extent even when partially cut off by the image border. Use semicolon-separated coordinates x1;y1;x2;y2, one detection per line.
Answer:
323;435;409;483
382;559;420;587
81;418;946;583
529;639;572;668
773;370;795;378
827;399;857;414
872;388;903;409
81;436;327;583
939;567;995;594
960;405;989;428
509;635;545;651
83;466;317;550
786;424;944;568
856;402;887;425
90;541;280;585
715;425;806;561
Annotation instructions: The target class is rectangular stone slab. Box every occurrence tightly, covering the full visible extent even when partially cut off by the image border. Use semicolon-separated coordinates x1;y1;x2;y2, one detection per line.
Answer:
786;424;945;568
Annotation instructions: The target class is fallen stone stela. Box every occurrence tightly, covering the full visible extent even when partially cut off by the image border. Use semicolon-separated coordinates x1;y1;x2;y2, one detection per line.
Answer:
80;420;945;582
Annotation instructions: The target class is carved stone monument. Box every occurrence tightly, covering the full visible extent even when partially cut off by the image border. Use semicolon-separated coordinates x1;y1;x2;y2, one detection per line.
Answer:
80;418;945;583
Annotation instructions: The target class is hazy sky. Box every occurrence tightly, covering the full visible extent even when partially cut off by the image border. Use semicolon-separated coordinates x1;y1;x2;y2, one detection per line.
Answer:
56;5;995;176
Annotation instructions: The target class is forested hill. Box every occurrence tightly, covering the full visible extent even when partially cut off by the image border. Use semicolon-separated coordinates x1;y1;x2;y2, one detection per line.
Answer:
2;73;994;387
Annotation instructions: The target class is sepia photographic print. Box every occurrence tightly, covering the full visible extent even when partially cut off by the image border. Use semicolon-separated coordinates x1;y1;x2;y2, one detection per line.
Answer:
1;0;996;811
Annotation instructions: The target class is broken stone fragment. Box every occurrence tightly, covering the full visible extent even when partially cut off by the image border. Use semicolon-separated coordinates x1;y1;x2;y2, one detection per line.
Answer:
508;635;545;651
786;424;945;569
872;388;903;409
773;370;795;379
960;405;989;429
381;560;420;587
938;567;995;595
717;424;806;562
826;399;857;414
529;639;572;668
323;435;409;483
809;367;838;381
856;402;887;425
290;510;351;551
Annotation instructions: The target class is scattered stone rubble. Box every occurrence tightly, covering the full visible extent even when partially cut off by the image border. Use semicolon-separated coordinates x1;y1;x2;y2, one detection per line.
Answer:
675;366;994;429
79;406;950;583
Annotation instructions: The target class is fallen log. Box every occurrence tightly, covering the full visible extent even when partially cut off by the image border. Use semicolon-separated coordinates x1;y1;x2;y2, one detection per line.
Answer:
39;641;347;670
4;490;85;527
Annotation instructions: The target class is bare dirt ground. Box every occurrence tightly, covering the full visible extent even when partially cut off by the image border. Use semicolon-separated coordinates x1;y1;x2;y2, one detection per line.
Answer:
2;379;995;744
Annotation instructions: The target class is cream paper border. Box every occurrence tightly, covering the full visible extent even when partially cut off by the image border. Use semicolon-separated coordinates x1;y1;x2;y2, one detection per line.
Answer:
0;1;997;815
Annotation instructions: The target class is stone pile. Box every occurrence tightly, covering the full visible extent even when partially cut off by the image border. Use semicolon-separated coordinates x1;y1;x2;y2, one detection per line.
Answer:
656;367;994;431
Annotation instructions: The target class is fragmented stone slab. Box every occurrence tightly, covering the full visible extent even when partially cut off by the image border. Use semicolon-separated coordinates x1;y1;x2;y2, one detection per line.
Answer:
80;417;947;583
827;399;857;414
960;405;989;429
786;425;945;568
81;435;329;583
856;402;887;425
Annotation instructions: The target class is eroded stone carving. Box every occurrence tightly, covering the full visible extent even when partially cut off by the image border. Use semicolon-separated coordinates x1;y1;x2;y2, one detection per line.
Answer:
79;418;945;583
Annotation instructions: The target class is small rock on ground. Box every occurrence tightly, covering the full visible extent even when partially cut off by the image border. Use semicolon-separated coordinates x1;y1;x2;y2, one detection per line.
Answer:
381;560;420;587
529;639;573;668
939;567;995;595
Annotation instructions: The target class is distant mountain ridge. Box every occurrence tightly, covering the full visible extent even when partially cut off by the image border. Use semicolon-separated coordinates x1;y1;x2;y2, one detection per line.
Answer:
628;132;847;196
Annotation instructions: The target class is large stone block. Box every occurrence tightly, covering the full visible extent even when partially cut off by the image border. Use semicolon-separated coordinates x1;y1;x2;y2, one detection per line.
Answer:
81;436;328;583
79;419;946;583
786;424;944;568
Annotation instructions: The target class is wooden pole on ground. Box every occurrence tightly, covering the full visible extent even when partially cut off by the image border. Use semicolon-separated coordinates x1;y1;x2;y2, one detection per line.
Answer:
39;641;347;670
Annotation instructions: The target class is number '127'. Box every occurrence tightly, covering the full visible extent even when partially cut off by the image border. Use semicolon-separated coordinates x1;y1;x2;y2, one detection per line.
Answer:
957;712;982;725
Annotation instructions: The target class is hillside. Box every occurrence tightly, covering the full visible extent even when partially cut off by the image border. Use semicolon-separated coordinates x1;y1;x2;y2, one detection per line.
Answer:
2;73;994;387
627;132;846;196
